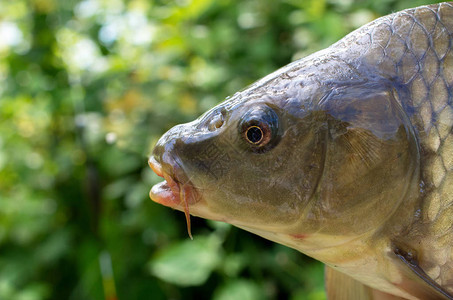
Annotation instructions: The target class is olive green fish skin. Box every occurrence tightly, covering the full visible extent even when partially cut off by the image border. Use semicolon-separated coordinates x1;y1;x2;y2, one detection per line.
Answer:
151;3;453;299
339;3;453;296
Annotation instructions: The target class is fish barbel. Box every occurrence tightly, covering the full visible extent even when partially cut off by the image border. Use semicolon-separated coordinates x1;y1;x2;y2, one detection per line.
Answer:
149;3;453;299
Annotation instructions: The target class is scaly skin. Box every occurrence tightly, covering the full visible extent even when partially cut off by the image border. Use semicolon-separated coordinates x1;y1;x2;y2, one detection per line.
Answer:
335;3;453;296
149;3;453;299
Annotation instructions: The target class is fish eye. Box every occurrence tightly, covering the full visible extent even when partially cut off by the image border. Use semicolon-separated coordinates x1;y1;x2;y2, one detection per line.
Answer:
240;106;280;152
244;123;273;147
245;126;264;144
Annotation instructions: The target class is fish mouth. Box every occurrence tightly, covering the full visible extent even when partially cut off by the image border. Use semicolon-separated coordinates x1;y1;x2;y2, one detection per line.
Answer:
148;155;200;238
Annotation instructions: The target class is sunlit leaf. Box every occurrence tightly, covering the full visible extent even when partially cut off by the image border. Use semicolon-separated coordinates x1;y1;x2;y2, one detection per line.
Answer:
148;235;222;286
213;280;264;300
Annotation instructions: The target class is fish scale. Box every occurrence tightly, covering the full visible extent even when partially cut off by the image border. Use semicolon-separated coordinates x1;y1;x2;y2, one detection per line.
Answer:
349;2;453;293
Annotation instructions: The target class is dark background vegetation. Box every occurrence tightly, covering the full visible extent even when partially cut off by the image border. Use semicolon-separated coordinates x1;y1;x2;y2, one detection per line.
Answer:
0;0;443;299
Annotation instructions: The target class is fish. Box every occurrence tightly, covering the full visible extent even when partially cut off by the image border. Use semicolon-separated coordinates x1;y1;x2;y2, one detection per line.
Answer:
148;2;453;299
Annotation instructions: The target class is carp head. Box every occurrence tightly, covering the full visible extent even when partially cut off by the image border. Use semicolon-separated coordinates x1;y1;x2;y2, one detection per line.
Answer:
149;57;419;250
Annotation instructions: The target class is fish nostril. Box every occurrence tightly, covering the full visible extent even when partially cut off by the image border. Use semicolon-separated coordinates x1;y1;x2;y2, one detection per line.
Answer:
208;113;224;131
214;118;224;129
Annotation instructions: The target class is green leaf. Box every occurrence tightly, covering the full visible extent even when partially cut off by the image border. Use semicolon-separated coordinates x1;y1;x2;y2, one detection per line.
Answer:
148;235;222;286
213;279;265;300
291;288;326;300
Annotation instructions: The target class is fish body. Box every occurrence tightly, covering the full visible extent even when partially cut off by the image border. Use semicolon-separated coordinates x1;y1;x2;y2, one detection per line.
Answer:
149;3;453;299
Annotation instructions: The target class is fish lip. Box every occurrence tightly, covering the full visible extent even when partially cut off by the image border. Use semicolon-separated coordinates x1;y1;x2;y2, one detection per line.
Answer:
148;156;164;177
148;154;200;208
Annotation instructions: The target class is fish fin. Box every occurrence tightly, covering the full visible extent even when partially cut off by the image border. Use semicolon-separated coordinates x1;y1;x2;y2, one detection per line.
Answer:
325;266;373;300
325;266;405;300
392;245;453;300
370;289;408;300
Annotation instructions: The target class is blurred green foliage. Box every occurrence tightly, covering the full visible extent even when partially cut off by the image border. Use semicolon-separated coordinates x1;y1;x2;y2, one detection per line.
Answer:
0;0;443;299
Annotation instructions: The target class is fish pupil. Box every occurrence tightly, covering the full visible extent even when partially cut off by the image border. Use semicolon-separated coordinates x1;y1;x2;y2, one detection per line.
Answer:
246;126;263;144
